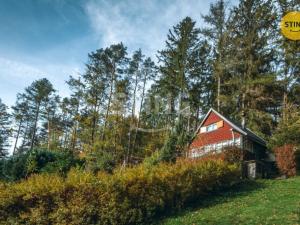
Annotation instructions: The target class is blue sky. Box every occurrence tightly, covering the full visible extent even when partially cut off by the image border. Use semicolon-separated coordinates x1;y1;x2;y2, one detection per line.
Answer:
0;0;237;107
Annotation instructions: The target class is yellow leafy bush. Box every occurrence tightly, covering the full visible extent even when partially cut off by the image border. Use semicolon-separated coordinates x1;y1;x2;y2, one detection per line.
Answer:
0;159;240;225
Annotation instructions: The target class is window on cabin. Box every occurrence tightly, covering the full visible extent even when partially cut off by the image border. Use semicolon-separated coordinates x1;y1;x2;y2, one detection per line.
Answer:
200;120;223;133
234;137;241;146
206;123;217;132
192;137;243;158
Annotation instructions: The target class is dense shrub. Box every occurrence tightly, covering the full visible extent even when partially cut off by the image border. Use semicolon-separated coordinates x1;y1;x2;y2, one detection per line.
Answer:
274;145;296;177
85;150;116;174
269;106;300;150
195;146;245;164
0;153;28;181
0;159;240;225
0;149;83;181
143;151;161;166
26;149;84;176
222;146;245;163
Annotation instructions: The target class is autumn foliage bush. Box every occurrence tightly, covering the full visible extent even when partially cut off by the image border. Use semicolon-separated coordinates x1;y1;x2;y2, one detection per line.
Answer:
0;159;240;225
274;144;296;177
198;146;245;163
222;146;245;163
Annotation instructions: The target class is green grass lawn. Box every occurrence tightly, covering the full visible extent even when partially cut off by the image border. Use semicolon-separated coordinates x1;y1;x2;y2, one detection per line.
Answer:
159;177;300;225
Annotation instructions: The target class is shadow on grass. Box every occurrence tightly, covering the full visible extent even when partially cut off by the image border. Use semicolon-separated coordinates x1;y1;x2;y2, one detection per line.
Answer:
152;179;267;224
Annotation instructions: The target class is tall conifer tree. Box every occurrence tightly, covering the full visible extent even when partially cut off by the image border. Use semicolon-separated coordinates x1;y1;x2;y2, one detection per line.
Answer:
224;0;278;137
202;0;229;112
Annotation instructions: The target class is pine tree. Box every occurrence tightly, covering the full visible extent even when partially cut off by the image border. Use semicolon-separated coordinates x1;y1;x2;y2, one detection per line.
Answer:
59;97;79;150
23;78;56;151
131;57;156;156
157;17;202;114
11;93;31;154
188;40;213;131
276;0;300;121
110;77;131;161
126;49;144;163
100;43;128;142
128;49;144;119
202;0;229;112
67;43;128;151
66;77;84;151
224;0;278;137
74;49;108;146
40;95;61;150
269;103;300;148
157;17;213;156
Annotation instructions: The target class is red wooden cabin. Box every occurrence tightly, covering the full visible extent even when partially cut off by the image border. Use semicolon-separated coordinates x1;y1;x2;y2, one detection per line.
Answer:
189;108;267;161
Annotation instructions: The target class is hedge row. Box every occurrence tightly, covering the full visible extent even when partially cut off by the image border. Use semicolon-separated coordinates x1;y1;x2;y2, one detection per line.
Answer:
0;159;240;225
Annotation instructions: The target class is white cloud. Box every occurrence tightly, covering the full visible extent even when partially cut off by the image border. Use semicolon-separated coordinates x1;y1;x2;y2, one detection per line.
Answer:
0;57;81;106
0;57;44;79
0;0;240;108
84;0;213;59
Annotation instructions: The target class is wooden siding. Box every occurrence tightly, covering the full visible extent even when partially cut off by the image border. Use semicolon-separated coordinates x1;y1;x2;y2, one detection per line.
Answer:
190;111;241;150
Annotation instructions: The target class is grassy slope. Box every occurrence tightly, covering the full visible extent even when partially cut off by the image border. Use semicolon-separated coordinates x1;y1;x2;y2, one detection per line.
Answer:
160;177;300;225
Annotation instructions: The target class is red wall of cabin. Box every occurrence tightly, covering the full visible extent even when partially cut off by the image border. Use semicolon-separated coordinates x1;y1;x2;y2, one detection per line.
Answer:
190;111;240;149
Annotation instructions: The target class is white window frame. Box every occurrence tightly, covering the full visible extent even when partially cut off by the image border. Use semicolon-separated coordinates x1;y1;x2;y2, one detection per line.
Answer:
206;123;217;132
234;137;241;146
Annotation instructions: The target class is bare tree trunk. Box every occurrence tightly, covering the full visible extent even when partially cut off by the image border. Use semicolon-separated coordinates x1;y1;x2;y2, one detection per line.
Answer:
47;112;51;150
282;91;288;122
113;110;119;155
30;102;40;151
60;111;67;148
241;92;246;129
63;131;69;149
20;120;30;150
282;67;289;122
131;72;148;157
91;99;99;145
131;73;139;118
169;94;175;114
217;76;221;112
101;66;115;141
126;72;139;164
126;132;132;165
194;106;200;131
71;104;80;152
71;125;77;152
13;119;22;155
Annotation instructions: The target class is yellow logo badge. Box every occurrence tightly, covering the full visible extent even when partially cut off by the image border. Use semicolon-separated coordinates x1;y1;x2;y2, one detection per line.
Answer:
280;11;300;40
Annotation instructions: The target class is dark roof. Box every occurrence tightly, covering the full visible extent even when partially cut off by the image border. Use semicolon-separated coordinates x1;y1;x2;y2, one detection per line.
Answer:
242;128;266;147
196;108;267;147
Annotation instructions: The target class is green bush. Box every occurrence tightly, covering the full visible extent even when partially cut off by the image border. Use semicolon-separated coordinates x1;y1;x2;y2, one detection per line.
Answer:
26;149;84;176
0;153;28;181
0;158;240;225
85;150;116;174
222;146;245;163
0;149;84;181
143;150;161;166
